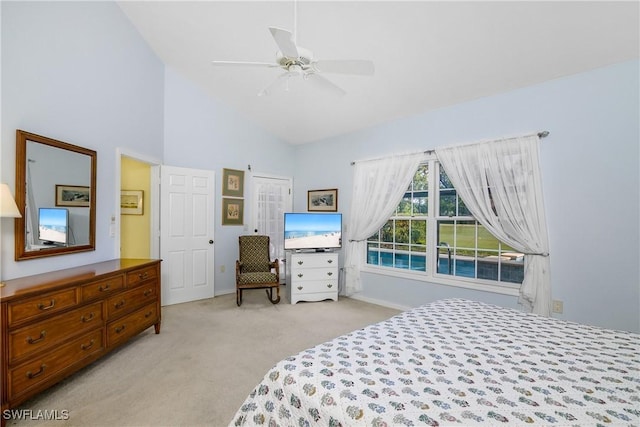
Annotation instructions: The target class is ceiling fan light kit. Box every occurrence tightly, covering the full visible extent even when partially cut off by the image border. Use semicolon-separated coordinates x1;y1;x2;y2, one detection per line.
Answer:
211;19;374;96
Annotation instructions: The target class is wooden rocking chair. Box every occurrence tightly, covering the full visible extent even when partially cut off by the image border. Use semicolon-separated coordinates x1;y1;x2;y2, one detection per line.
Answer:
235;235;280;306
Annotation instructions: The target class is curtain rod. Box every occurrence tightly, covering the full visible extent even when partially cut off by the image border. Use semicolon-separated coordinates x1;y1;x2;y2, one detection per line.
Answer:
350;131;549;166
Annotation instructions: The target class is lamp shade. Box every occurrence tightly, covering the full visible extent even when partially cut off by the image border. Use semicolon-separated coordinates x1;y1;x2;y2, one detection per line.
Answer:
0;183;22;218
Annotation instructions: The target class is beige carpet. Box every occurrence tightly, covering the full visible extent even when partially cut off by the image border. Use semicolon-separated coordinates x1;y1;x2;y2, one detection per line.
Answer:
7;291;400;427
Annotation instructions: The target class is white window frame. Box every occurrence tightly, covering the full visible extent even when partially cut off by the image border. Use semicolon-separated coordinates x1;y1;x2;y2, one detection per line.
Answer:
361;157;521;296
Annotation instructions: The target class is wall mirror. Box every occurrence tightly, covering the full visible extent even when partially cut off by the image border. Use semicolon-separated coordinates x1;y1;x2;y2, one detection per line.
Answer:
14;130;96;260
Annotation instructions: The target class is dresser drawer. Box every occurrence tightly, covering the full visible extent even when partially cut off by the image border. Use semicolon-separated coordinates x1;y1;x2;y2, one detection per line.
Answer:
291;279;338;294
8;329;104;401
9;302;103;364
126;265;158;288
291;268;337;281
291;255;337;269
8;288;78;327
107;303;158;347
106;284;157;319
81;276;124;301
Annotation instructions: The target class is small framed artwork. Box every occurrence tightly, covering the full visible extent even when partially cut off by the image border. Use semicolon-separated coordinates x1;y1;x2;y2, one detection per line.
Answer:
308;188;338;212
222;197;244;225
55;185;90;207
222;168;244;197
121;190;144;215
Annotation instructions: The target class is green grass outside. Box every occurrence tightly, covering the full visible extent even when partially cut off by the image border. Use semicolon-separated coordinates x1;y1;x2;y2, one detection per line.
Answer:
438;223;518;256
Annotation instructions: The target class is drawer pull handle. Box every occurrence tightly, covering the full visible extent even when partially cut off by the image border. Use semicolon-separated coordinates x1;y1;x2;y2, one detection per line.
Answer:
81;312;95;323
26;330;47;344
327;259;333;264
145;311;153;318
26;364;46;379
327;284;333;288
297;273;303;278
81;339;95;351
37;299;55;311
297;286;303;290
138;272;149;280
99;284;111;292
143;289;153;297
114;300;125;309
327;272;333;276
115;325;126;334
297;260;303;265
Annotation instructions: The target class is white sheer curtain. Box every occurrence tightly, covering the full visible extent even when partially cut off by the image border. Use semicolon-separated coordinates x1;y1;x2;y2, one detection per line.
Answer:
435;134;551;315
344;152;425;295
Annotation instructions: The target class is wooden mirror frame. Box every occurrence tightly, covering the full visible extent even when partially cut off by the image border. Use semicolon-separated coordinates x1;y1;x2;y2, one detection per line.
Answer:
14;130;97;260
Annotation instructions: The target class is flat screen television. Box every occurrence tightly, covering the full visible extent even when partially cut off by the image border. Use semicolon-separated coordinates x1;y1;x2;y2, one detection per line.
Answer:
284;212;342;251
38;207;69;245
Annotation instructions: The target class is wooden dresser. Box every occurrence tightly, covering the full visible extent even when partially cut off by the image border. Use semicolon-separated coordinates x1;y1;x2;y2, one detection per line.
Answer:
0;259;161;423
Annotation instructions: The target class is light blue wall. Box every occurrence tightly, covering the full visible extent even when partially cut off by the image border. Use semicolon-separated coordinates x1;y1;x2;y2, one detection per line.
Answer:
163;67;295;294
1;1;164;278
0;1;293;296
294;60;640;333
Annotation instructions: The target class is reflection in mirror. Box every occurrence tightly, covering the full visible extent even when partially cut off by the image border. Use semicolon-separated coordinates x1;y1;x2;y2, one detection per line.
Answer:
15;130;96;260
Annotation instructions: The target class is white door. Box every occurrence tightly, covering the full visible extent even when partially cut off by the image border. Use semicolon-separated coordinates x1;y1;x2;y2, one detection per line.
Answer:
251;174;292;279
160;165;215;306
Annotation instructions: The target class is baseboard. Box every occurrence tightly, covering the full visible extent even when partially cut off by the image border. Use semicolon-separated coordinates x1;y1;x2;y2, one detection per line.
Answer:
346;293;411;312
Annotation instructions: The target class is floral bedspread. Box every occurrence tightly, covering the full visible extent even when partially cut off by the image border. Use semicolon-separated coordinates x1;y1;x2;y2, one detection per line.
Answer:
230;299;640;426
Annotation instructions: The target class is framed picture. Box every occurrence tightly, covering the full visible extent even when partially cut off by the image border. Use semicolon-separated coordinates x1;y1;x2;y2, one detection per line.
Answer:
308;188;338;212
55;185;90;207
121;190;144;215
222;168;244;197
222;197;244;225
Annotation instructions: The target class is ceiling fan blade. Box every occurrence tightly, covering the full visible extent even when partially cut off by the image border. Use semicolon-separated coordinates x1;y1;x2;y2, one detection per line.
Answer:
211;61;280;68
314;60;375;76
257;72;294;97
269;27;299;58
304;73;346;96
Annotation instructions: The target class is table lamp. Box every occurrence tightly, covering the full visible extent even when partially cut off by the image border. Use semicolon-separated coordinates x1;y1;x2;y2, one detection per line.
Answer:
1;183;21;287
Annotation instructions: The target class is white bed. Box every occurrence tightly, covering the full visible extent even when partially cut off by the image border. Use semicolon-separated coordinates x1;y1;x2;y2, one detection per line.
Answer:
230;299;640;426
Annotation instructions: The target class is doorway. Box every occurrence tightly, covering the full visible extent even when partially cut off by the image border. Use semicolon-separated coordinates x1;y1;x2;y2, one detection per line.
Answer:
250;173;293;279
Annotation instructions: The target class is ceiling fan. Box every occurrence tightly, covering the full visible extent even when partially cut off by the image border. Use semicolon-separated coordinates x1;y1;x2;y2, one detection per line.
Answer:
211;4;374;96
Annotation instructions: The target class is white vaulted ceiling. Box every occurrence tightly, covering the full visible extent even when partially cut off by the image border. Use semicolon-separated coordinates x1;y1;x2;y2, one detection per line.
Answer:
117;1;639;144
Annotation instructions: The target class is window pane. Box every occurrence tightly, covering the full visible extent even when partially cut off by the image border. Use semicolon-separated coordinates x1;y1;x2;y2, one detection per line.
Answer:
410;246;426;271
410;220;426;245
381;221;394;242
367;242;380;265
440;193;456;216
413;164;429;191
458;197;471;216
437;241;452;275
412;193;428;215
398;193;412;216
437;220;454;245
477;224;500;255
395;220;410;243
454;220;476;256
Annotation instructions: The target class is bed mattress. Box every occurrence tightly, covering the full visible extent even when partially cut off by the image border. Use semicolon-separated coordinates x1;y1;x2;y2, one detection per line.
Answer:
231;299;640;426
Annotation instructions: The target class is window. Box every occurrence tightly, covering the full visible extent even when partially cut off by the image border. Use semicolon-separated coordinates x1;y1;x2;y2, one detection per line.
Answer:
366;159;524;287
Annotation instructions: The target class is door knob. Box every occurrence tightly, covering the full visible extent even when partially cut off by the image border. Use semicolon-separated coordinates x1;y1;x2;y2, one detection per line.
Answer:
209;240;214;244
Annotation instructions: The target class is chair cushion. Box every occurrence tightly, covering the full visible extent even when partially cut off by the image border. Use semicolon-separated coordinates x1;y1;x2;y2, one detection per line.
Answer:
238;272;278;285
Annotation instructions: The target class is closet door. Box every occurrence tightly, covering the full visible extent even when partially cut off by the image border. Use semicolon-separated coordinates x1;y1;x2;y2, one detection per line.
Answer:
160;165;215;305
251;174;292;280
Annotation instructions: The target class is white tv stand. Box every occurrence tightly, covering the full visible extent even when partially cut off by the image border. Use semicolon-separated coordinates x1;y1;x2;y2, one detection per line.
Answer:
286;251;338;304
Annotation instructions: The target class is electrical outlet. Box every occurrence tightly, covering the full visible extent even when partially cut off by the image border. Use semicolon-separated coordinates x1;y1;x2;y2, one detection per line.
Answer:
552;300;563;314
